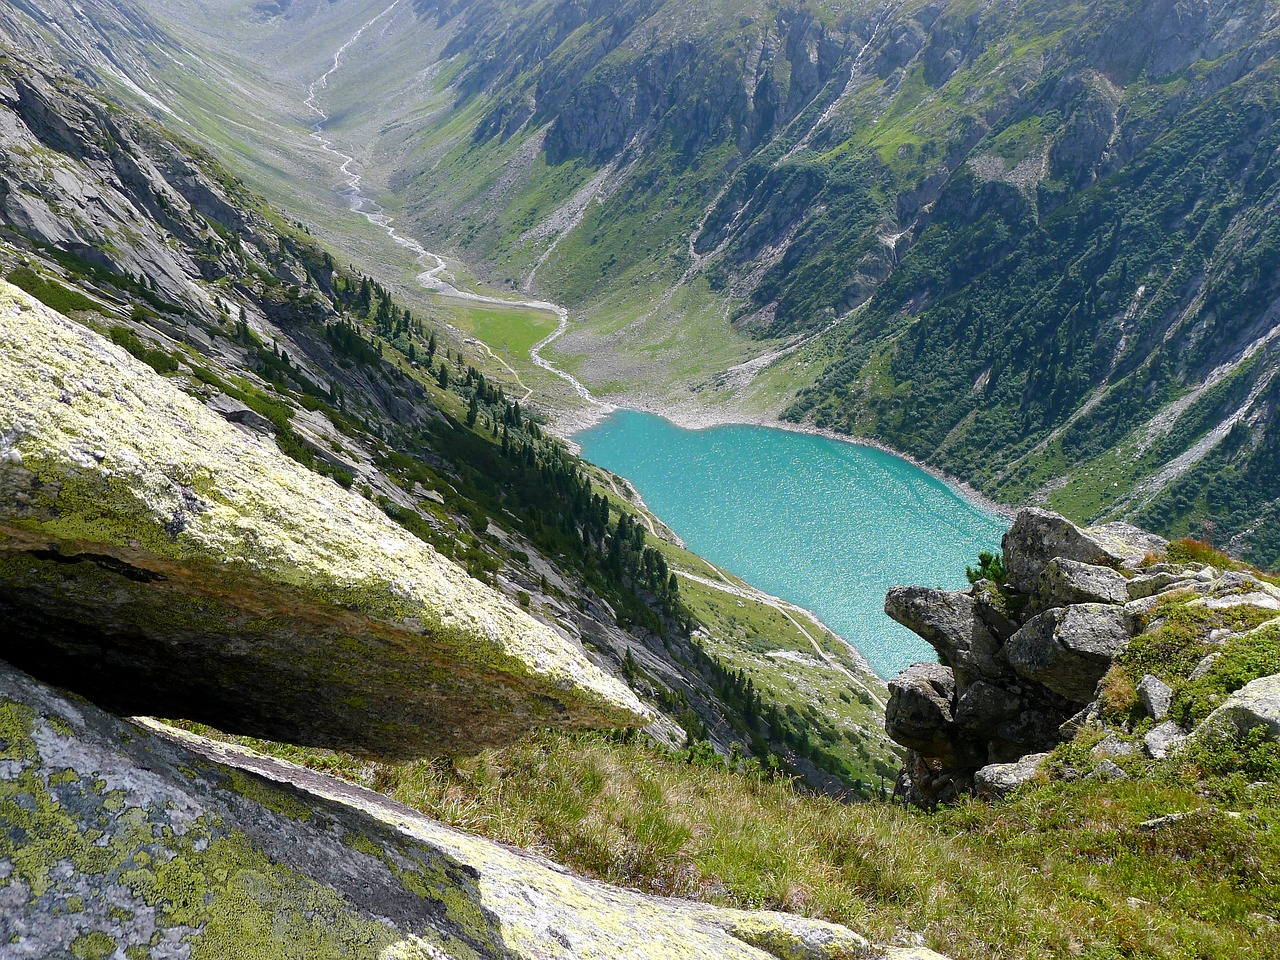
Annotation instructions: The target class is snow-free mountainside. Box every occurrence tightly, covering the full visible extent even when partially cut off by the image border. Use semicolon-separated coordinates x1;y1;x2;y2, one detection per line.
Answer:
1;1;1280;958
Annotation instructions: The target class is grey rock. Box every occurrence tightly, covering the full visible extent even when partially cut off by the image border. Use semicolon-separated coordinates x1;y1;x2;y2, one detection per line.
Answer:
1193;592;1280;612
1196;673;1280;742
974;752;1050;800
1137;674;1174;720
1005;603;1135;702
885;586;1005;684
990;710;1070;761
1001;508;1167;593
1059;702;1100;739
954;680;1022;733
1090;759;1128;781
1189;652;1223;681
1127;571;1201;600
1036;557;1129;608
0;660;885;960
885;663;966;761
205;392;275;434
972;579;1023;641
1091;734;1137;758
1144;721;1188;759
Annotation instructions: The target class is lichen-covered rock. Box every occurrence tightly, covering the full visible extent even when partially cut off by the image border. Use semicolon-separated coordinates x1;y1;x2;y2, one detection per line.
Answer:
884;587;1005;684
0;660;930;960
1035;557;1129;609
953;680;1022;734
1195;673;1280;742
0;287;647;758
1143;720;1188;759
1004;604;1134;703
1137;674;1173;721
1001;508;1166;593
973;752;1048;800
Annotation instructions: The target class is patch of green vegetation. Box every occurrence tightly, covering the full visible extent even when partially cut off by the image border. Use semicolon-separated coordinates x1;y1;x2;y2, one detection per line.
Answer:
173;722;1280;960
108;325;180;375
7;267;100;314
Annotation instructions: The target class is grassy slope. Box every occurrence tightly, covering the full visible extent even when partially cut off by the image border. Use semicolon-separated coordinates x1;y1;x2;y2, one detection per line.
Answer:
174;538;1280;960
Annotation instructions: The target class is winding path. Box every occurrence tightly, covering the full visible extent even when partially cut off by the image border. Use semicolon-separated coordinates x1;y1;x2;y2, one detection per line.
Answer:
304;3;608;410
676;566;885;709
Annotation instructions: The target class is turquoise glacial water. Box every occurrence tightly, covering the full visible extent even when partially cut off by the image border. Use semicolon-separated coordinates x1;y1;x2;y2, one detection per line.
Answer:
575;409;1009;680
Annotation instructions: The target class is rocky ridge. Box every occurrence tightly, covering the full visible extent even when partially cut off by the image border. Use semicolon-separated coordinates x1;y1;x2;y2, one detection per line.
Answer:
885;507;1280;805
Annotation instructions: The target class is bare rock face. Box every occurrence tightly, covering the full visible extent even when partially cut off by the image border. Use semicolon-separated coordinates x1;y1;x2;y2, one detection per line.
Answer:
1005;604;1135;703
0;288;647;759
886;663;975;765
1034;557;1130;609
0;659;923;960
884;586;1006;684
1001;508;1167;593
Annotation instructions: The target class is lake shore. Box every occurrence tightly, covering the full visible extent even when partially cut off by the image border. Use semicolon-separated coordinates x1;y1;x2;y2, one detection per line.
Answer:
548;390;1017;523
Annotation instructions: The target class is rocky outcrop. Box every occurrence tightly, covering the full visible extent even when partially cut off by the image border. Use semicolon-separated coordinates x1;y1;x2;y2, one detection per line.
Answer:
884;508;1236;805
1193;673;1280;743
999;508;1167;594
0;287;647;759
0;658;945;960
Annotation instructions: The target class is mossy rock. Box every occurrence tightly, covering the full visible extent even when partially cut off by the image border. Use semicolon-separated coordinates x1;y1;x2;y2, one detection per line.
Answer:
0;284;646;759
0;659;903;960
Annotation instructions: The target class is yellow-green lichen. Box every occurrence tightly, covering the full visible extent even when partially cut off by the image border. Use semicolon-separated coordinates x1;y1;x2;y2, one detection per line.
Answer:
0;284;647;752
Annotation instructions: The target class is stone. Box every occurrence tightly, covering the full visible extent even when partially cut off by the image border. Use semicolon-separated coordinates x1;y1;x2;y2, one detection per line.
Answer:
0;660;908;960
1091;734;1136;758
1189;653;1223;681
1126;571;1200;601
1035;557;1129;609
0;292;647;759
1090;759;1128;781
1192;593;1280;612
1195;673;1280;742
1001;508;1166;593
1144;721;1188;759
971;580;1023;641
990;710;1066;762
1005;603;1135;703
1137;674;1174;720
885;663;963;760
954;680;1022;733
884;586;1005;684
205;392;275;435
974;752;1049;800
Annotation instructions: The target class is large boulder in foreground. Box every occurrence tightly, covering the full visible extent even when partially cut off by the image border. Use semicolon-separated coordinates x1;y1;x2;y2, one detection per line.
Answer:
1193;673;1280;743
0;660;946;960
0;286;646;758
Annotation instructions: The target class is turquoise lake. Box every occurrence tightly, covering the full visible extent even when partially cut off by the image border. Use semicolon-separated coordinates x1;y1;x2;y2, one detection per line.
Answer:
575;410;1009;679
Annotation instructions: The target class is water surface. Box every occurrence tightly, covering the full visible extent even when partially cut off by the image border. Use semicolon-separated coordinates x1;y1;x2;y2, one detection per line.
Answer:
575;410;1008;679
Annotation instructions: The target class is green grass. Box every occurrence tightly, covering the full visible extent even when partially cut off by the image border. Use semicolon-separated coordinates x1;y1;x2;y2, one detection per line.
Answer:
170;722;1280;960
444;301;558;363
7;267;101;315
